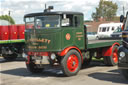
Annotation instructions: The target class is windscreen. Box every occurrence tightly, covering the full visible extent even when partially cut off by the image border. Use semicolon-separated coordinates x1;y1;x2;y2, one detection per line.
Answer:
25;17;34;29
124;15;128;30
35;15;60;29
113;27;122;32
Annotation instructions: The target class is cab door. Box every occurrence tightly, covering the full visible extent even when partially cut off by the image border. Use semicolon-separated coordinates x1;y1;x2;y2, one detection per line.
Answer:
61;14;75;49
73;15;85;50
61;15;85;50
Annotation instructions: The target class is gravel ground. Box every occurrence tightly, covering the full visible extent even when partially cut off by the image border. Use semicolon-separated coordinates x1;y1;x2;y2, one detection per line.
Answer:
0;57;128;85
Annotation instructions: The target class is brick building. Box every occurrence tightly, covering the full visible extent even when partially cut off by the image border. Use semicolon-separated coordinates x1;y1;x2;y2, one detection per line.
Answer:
85;17;120;32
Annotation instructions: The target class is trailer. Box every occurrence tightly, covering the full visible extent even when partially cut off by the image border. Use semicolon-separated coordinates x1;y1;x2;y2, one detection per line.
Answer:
0;25;25;61
118;12;128;80
23;6;121;76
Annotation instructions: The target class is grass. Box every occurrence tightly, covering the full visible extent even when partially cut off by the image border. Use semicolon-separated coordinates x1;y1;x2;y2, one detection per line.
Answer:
92;57;104;62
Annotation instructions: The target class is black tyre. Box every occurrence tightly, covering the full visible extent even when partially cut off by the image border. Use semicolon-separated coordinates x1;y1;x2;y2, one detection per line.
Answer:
26;56;44;73
26;61;44;73
121;69;128;80
96;36;99;40
61;50;82;76
82;52;92;68
3;53;17;61
104;45;118;66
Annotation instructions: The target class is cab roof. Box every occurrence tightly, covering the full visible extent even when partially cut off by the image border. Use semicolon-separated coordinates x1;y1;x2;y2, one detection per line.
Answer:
24;11;83;18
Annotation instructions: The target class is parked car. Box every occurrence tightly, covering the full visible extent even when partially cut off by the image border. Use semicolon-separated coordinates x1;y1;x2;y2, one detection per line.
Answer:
111;27;122;38
87;32;97;40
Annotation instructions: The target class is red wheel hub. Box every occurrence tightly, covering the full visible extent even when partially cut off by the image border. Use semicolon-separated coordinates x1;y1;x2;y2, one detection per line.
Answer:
67;54;79;72
112;48;118;63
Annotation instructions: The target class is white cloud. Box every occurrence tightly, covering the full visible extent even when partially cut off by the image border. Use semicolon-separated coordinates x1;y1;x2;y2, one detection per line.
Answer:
0;0;128;24
116;0;128;16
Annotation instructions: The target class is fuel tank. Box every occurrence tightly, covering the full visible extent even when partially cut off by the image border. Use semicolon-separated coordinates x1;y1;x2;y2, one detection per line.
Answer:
17;25;25;39
0;26;9;40
8;25;18;40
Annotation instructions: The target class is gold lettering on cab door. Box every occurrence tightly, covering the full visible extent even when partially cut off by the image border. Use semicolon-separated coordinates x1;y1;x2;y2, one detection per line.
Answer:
76;32;83;40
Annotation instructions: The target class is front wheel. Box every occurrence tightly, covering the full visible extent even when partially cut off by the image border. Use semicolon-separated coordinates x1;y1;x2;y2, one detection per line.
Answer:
61;50;82;76
121;69;128;80
26;56;44;73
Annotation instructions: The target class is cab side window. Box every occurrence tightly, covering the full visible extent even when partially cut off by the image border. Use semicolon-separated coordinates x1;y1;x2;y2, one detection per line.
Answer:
61;15;73;27
61;15;80;27
67;15;73;26
74;16;80;27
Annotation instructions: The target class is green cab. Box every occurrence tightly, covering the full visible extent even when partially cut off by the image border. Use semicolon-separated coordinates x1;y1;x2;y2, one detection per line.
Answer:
24;12;85;52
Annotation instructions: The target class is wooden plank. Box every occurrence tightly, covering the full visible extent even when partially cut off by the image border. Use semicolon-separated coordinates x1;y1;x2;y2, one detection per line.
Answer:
87;39;122;49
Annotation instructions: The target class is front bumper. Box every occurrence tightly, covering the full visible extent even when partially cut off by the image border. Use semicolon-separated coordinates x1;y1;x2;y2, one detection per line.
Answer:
24;52;50;65
25;51;59;65
118;63;128;69
118;45;128;69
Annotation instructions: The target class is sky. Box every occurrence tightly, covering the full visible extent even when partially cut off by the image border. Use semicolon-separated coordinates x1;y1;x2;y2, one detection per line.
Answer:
0;0;128;24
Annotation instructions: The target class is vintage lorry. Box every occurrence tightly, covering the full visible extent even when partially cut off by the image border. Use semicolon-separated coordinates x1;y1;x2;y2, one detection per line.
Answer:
0;25;25;61
23;6;121;76
118;12;128;80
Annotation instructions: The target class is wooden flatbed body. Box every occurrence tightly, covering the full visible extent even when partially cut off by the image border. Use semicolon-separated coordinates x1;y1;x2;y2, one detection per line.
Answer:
87;39;122;49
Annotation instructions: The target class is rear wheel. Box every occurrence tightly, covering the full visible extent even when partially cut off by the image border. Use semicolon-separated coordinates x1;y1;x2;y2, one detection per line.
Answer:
104;45;118;66
121;69;128;80
26;56;44;73
61;50;82;76
3;53;17;61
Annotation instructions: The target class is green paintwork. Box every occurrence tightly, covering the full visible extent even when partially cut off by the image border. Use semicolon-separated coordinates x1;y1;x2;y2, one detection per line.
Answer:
61;27;85;50
25;28;61;52
0;39;25;44
61;15;85;50
25;14;85;52
25;27;85;52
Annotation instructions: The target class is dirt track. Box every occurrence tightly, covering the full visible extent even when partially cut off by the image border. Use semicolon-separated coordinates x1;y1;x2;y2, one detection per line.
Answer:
0;58;128;85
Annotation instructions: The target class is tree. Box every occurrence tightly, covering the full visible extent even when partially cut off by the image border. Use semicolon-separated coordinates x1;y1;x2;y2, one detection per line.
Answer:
92;0;118;21
0;15;15;24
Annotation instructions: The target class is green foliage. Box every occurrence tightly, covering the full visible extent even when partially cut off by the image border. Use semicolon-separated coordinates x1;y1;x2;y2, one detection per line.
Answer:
92;0;118;21
0;15;15;24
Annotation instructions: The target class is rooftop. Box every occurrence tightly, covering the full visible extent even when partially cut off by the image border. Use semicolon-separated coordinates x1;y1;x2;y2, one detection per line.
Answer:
24;11;83;17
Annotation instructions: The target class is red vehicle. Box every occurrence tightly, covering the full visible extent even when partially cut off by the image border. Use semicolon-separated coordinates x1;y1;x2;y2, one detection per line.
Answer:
0;25;25;61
